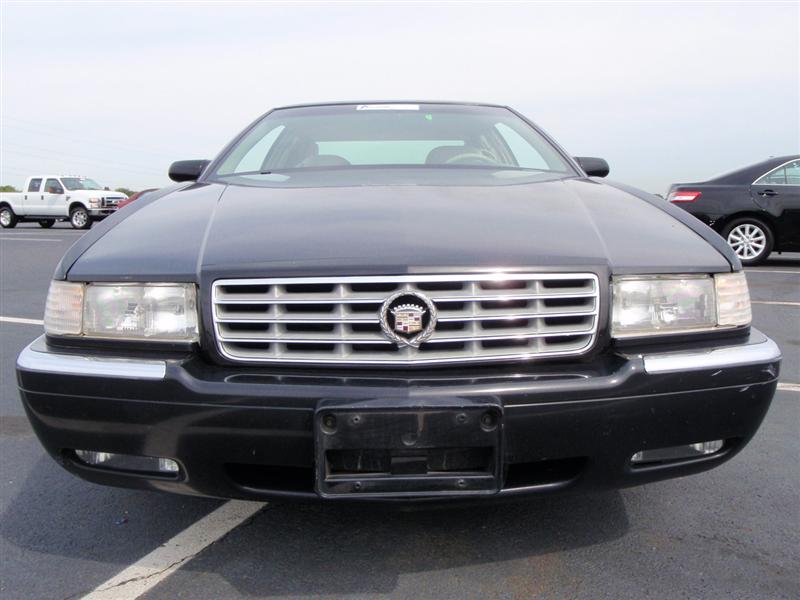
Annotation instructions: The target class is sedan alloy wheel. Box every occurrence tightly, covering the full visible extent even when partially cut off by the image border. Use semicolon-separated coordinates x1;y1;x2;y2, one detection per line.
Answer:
727;223;767;261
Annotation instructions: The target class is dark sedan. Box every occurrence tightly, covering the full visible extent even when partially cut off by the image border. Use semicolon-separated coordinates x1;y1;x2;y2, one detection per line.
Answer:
668;156;800;265
17;102;780;503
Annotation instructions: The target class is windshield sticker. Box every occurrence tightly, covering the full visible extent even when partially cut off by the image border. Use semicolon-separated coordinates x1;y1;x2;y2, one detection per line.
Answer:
356;104;419;111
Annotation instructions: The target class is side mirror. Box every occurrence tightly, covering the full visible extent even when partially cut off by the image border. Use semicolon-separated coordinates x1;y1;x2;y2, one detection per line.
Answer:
574;157;610;178
169;159;211;182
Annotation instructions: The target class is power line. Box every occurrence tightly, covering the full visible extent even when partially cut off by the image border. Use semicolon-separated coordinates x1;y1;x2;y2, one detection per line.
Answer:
1;120;181;161
2;148;165;177
0;166;35;179
2;115;182;158
3;141;167;172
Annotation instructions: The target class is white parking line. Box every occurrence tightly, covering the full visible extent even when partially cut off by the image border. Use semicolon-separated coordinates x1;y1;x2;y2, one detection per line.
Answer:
778;383;800;393
0;316;44;325
0;236;63;242
745;269;800;275
751;301;800;307
80;500;264;600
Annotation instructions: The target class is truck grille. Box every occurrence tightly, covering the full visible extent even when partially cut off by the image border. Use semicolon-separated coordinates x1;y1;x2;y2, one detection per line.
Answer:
212;273;600;366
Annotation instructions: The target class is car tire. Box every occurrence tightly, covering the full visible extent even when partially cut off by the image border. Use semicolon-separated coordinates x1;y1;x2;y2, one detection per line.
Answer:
69;206;91;230
722;217;774;266
0;206;18;228
38;219;55;229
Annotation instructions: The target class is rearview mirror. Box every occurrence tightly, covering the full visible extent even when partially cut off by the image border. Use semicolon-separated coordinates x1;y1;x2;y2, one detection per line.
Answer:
169;159;211;182
574;157;610;178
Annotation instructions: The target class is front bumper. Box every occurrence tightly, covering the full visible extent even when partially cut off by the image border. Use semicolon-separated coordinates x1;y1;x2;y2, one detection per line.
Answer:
88;208;117;218
17;331;781;502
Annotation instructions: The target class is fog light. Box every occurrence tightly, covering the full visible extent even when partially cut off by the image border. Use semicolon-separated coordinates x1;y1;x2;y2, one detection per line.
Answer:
75;450;179;475
631;439;724;465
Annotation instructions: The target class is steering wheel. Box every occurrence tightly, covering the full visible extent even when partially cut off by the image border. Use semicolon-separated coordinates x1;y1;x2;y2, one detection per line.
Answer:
443;152;498;166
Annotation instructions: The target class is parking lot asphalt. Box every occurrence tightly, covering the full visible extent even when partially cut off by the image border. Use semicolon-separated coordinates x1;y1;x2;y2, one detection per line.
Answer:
0;223;798;600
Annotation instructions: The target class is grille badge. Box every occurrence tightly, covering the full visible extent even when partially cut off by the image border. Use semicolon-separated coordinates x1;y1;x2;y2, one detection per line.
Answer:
379;291;438;348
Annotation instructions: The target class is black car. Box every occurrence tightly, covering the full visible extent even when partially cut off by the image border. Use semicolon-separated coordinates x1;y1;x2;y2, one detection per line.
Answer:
17;102;780;503
668;156;800;265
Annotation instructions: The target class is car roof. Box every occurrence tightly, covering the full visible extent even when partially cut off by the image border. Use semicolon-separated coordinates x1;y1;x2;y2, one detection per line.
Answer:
707;155;800;184
272;100;509;110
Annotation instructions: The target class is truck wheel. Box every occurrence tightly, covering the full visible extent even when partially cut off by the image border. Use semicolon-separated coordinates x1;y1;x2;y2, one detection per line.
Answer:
722;217;774;266
38;219;55;229
69;206;91;229
0;206;18;228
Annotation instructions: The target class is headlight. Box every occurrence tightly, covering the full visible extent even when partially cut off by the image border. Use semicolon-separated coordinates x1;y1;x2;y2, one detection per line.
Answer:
44;282;198;342
88;197;101;208
612;272;750;338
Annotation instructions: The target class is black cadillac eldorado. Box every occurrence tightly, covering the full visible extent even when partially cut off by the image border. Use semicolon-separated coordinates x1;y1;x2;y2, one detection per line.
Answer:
17;102;781;502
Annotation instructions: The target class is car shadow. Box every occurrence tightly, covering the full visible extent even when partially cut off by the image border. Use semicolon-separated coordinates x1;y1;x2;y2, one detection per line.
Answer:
1;458;630;597
760;252;800;268
0;455;222;567
160;491;631;597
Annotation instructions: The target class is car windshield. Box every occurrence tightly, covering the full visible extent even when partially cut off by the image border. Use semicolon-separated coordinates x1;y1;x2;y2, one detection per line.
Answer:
211;104;576;187
62;177;103;191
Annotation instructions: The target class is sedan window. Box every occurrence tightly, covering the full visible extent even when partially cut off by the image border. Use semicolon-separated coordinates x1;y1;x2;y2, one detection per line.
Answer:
316;140;465;165
233;125;285;173
494;123;550;170
756;165;787;185
785;160;800;185
214;104;574;178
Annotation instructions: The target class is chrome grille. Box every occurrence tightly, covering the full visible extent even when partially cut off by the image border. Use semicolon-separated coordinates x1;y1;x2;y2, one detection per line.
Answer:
101;197;124;208
212;273;600;366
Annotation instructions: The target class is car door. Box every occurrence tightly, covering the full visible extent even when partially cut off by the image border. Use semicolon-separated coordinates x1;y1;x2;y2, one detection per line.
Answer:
751;159;800;249
23;177;43;213
42;178;66;216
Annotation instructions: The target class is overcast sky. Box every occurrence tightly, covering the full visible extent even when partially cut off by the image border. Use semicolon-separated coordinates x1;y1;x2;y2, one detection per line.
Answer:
1;1;798;193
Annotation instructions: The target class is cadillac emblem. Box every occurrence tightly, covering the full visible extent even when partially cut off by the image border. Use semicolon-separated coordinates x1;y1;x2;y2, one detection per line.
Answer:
393;304;425;334
379;291;438;347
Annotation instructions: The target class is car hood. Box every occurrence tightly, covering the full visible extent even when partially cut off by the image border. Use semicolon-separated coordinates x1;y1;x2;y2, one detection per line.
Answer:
65;178;732;281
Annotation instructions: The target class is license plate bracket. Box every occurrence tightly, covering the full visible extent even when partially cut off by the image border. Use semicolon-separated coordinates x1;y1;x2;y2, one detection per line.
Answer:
314;399;502;498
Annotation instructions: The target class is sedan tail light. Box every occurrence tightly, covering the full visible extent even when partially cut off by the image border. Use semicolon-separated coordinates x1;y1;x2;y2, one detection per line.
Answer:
668;190;702;203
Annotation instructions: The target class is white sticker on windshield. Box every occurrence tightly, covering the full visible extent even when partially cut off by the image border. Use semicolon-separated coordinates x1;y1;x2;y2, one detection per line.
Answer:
356;104;419;111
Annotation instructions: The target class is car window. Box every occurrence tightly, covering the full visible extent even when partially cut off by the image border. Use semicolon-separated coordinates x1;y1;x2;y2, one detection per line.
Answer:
784;160;800;185
756;165;788;185
27;178;42;192
215;104;574;178
494;123;550;169
61;177;103;191
316;140;464;165
45;178;64;194
231;125;286;173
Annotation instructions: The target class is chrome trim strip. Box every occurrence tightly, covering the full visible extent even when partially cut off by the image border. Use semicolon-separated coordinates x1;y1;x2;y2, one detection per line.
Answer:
215;326;596;345
213;345;597;366
16;339;166;380
642;337;781;374
213;292;597;305
215;273;597;285
214;309;597;324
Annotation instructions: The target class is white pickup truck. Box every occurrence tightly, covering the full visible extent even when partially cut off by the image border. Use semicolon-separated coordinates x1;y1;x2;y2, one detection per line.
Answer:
0;175;128;229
